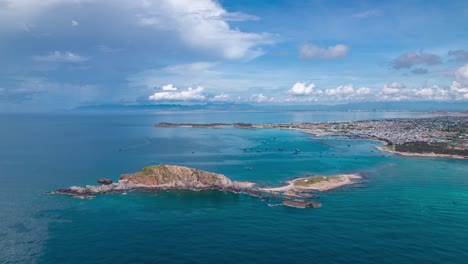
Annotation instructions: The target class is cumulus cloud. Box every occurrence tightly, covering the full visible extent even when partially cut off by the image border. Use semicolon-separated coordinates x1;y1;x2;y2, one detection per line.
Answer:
2;0;271;61
137;0;272;60
382;82;405;95
454;64;468;83
448;50;468;62
289;82;315;96
324;85;354;96
250;93;274;103
356;87;371;95
450;82;468;100
412;86;450;100
300;44;349;59
209;93;230;102
161;84;177;91
391;52;441;69
313;85;373;101
71;20;78;26
33;51;88;63
148;85;205;101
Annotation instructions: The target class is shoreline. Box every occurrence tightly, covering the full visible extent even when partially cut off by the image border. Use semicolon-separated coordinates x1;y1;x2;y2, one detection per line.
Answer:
376;145;466;160
261;174;362;193
155;115;468;159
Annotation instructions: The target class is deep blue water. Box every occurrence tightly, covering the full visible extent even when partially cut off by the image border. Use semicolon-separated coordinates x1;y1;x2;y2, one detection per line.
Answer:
1;111;467;263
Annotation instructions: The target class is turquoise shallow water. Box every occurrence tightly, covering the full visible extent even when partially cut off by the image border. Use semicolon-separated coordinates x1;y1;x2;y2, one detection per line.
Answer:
0;111;467;263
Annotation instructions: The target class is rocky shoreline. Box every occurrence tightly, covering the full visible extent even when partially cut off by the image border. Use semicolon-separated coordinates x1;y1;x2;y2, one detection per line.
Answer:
48;165;254;197
48;165;363;208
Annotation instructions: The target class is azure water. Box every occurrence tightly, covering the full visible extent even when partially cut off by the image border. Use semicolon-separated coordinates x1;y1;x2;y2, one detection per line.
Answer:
1;111;467;263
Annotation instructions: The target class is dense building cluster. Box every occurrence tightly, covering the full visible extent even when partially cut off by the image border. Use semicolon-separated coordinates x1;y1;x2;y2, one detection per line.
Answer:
258;116;468;148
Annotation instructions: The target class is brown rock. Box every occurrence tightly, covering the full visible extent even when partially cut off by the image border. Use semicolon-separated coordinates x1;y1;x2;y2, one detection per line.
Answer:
97;178;113;185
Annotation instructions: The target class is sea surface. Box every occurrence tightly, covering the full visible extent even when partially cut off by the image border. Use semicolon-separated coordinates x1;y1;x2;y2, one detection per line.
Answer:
1;111;467;263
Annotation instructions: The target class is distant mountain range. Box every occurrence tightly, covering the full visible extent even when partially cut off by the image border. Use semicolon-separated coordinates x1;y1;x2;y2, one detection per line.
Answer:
76;101;468;112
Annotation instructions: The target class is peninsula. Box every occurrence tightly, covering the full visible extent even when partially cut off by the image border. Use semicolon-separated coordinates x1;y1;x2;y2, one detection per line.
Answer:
155;114;468;159
49;165;363;208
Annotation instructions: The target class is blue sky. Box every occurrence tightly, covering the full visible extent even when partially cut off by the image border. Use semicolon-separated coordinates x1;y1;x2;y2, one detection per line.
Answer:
0;0;467;111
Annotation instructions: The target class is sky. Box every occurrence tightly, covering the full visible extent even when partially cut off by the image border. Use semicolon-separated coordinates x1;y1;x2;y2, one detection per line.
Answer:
0;0;467;111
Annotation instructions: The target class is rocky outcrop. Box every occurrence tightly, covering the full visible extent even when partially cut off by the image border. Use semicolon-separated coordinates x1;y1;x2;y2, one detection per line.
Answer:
48;165;254;197
283;200;322;208
119;165;240;189
97;178;112;185
48;164;343;209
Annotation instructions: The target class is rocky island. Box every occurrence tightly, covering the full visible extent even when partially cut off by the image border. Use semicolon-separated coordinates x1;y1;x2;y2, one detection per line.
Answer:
49;165;363;208
49;165;254;197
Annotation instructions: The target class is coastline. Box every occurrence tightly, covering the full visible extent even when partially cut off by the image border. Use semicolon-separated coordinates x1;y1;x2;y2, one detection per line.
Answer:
376;145;467;160
155;119;467;160
261;174;362;193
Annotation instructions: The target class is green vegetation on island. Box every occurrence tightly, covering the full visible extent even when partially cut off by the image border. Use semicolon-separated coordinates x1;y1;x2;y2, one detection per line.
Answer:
294;176;340;186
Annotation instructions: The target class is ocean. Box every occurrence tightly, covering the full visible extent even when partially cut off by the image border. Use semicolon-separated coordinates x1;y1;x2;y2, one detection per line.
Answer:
1;111;467;263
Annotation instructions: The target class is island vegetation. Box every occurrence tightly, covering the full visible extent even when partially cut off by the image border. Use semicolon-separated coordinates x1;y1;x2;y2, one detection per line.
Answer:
48;165;366;209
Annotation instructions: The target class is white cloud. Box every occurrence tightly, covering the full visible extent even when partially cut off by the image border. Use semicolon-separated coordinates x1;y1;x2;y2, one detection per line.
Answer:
2;0;271;61
412;86;450;100
356;87;371;95
449;64;468;99
250;93;274;103
137;0;272;60
325;85;354;96
209;93;230;101
450;81;468;93
454;64;468;84
300;44;349;59
381;82;405;95
71;20;78;26
148;85;205;101
161;84;177;91
289;82;315;96
33;51;88;63
312;85;373;101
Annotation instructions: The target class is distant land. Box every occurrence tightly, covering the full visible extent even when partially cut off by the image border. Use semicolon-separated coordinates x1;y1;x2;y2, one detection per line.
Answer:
156;115;468;159
75;101;468;112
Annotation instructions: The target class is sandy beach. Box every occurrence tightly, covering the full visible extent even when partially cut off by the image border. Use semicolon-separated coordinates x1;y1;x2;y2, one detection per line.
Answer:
261;174;362;193
376;146;466;160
